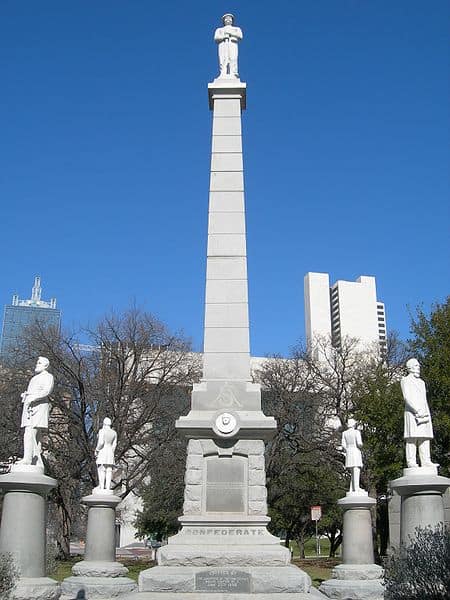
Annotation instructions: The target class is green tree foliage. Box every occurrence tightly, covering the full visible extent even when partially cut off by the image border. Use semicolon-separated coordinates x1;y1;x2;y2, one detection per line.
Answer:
258;355;347;558
134;438;186;541
408;297;450;476
384;525;450;600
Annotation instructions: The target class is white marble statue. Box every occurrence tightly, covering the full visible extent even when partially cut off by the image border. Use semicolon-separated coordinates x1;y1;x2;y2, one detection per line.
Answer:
95;417;117;492
18;356;54;468
341;418;364;494
401;358;434;468
214;13;243;78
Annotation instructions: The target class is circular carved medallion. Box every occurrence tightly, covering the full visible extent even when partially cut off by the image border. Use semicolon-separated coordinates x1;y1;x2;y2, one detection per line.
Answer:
215;412;237;434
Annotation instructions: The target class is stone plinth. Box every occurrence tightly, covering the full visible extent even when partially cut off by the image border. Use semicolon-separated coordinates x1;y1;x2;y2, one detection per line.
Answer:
319;495;383;600
61;492;136;598
124;593;326;600
390;465;450;547
0;465;61;600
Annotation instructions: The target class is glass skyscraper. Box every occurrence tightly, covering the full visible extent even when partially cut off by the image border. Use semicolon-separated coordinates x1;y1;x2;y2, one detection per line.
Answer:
0;276;61;360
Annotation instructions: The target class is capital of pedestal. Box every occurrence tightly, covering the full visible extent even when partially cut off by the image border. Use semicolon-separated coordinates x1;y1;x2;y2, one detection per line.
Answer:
0;468;57;496
208;78;246;110
338;494;376;510
81;492;122;508
390;469;450;496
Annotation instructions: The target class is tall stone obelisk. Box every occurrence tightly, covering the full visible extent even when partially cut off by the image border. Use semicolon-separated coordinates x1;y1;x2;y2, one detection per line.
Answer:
136;14;318;598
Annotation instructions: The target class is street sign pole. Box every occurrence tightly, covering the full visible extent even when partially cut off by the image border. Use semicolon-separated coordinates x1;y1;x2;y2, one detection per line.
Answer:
310;505;322;556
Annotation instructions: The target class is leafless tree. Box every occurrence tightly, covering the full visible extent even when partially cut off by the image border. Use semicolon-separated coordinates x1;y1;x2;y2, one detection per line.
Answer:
0;308;201;557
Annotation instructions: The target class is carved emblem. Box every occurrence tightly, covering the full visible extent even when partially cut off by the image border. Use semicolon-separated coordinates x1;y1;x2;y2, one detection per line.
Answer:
215;383;242;408
215;412;237;434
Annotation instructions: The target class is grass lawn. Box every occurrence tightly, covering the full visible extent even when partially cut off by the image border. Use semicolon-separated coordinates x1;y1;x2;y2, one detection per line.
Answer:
287;537;341;558
293;558;339;588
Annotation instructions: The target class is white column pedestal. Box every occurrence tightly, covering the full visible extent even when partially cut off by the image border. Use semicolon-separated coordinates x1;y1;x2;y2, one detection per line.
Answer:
0;465;60;600
61;493;136;598
390;466;450;547
319;494;384;600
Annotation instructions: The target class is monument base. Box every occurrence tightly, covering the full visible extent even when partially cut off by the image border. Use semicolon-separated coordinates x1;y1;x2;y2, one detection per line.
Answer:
123;592;326;600
319;579;384;600
319;564;384;599
135;519;316;595
319;495;384;600
72;560;130;577
61;492;137;598
13;576;61;600
61;575;137;599
138;565;312;595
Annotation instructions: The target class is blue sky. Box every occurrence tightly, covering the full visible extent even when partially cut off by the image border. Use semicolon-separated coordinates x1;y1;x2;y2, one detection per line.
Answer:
1;1;448;356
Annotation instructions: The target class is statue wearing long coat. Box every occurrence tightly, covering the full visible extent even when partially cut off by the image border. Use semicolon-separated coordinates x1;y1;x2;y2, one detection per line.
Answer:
95;426;117;466
341;427;363;468
20;370;54;429
401;374;433;440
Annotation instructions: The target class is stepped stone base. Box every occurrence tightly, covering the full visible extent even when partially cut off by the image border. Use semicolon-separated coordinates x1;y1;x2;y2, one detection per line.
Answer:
319;564;384;600
13;576;61;600
123;592;326;600
72;560;130;577
158;544;291;567
61;575;137;598
135;518;318;595
137;565;313;595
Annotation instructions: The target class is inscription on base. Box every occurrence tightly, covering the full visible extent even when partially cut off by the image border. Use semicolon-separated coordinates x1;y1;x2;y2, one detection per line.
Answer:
195;569;251;593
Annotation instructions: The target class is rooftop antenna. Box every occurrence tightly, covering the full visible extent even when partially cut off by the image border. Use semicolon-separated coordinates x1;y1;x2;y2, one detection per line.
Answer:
31;276;42;302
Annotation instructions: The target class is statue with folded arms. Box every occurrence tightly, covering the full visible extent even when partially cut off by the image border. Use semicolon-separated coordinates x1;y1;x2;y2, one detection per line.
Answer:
18;356;54;468
214;13;243;78
94;417;117;493
401;358;435;468
341;418;364;494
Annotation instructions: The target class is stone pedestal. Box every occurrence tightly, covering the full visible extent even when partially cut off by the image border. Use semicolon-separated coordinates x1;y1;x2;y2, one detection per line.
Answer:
0;465;60;600
61;492;136;599
319;494;383;600
390;465;450;547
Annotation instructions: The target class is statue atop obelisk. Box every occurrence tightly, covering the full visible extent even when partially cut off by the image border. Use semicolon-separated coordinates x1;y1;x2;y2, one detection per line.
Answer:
214;13;243;78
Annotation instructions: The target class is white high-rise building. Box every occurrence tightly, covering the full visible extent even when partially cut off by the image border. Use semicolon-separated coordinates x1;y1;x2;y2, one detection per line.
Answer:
304;272;387;352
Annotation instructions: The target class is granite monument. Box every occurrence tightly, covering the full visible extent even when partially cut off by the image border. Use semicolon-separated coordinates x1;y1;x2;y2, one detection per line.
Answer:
132;14;322;599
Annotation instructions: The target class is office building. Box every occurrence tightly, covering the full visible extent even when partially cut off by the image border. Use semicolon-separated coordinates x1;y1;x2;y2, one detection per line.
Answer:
304;272;387;353
0;276;61;359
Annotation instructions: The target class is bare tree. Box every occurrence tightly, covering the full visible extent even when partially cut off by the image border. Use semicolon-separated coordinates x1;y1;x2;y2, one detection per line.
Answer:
0;308;201;557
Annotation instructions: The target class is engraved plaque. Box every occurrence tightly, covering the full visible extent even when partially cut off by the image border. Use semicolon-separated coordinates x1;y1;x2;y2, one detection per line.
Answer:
196;569;251;593
206;456;246;513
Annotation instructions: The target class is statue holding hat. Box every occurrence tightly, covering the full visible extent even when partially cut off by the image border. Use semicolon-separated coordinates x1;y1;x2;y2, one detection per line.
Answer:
214;13;243;78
